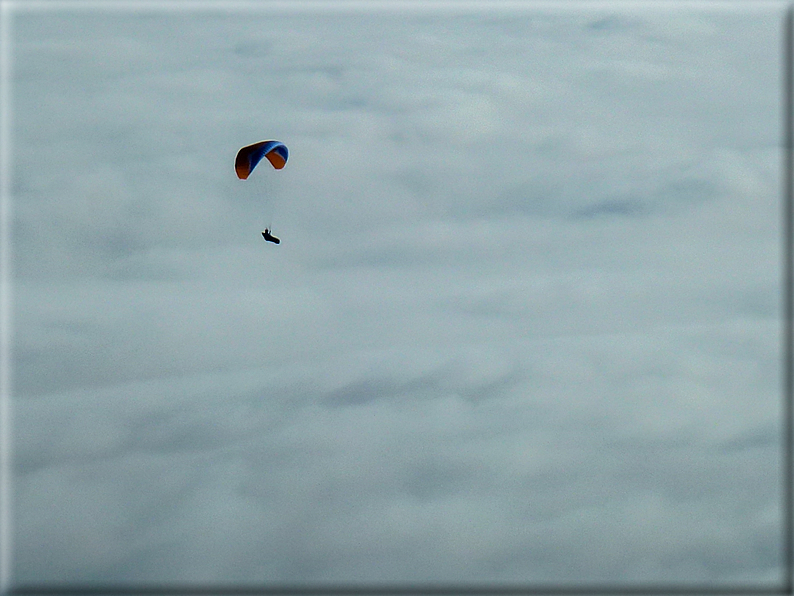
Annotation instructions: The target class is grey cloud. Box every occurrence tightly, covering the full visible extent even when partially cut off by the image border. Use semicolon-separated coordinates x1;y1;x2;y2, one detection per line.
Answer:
10;3;784;586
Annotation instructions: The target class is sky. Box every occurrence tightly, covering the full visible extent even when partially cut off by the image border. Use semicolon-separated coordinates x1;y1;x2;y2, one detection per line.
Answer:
5;0;787;587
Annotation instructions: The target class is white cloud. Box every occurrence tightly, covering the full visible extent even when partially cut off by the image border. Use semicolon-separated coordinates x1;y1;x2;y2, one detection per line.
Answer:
9;2;785;586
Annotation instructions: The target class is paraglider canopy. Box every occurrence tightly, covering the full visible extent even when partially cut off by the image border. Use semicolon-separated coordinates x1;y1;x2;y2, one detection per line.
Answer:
235;140;289;179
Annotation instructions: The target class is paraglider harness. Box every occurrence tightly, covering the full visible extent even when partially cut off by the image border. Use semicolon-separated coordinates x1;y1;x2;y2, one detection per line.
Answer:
262;228;280;244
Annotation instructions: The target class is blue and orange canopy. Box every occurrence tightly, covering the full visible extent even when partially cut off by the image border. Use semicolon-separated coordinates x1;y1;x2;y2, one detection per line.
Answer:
235;140;289;179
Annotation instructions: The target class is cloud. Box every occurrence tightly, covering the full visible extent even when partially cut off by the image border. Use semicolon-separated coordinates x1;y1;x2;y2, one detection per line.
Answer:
10;2;785;586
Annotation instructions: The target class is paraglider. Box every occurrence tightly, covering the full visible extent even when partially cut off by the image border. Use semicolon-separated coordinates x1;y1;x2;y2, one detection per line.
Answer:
236;140;288;244
262;228;280;244
235;140;288;179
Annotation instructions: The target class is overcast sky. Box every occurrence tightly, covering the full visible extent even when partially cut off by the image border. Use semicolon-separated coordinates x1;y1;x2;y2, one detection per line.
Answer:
7;0;787;586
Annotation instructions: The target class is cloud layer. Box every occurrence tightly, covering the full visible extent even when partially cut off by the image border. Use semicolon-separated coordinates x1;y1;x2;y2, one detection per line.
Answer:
11;2;785;585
